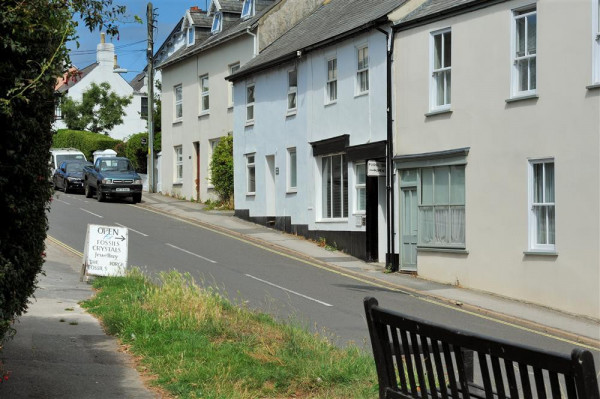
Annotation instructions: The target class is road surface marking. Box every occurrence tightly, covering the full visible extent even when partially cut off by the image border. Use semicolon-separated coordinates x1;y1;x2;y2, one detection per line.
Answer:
166;243;217;264
245;274;333;307
115;223;148;237
55;199;71;205
80;208;103;218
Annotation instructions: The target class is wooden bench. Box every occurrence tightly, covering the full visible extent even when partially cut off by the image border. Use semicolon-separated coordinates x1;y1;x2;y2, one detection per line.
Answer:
364;297;599;399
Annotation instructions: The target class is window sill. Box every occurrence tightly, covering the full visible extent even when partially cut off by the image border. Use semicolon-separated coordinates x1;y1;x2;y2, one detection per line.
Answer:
198;111;210;118
316;218;349;224
227;105;234;110
417;247;468;254
173;182;183;186
425;108;452;117
172;119;183;125
325;100;337;107
523;250;558;256
505;94;538;103
354;91;369;98
245;120;255;127
246;192;255;197
286;110;297;117
586;83;600;90
286;188;297;194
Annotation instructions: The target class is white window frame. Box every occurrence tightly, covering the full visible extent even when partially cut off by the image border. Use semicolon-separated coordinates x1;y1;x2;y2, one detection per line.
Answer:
326;57;338;104
355;163;366;214
228;62;240;107
241;0;255;19
287;69;298;114
320;153;348;220
287;147;297;192
246;83;255;125
211;12;222;34
246;153;256;195
356;45;369;95
511;6;537;97
187;27;195;47
200;74;209;114
174;146;183;183
593;0;600;84
207;138;221;187
174;84;183;120
528;159;556;252
430;28;451;111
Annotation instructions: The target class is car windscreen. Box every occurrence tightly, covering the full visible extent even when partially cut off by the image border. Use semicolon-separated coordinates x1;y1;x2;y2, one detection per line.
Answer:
99;159;133;172
57;154;85;165
65;163;84;173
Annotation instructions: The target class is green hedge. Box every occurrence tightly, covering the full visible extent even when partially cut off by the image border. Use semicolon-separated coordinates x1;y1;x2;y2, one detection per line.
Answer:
210;135;233;204
53;129;123;160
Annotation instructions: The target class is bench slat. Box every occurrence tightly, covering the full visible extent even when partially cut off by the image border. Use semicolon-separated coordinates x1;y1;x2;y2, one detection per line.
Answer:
410;332;429;397
431;340;449;399
490;355;507;399
504;358;519;399
391;326;409;395
442;342;460;398
421;337;439;398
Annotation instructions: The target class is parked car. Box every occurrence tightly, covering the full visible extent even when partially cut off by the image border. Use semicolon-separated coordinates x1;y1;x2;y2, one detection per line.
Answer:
52;160;92;193
83;157;143;203
49;148;87;175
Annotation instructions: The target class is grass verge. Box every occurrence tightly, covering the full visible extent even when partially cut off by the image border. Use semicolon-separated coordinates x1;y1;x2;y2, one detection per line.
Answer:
82;269;378;398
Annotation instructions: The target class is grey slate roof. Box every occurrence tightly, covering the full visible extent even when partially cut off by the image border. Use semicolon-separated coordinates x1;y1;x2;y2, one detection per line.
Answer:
129;71;146;92
56;63;98;93
158;0;279;70
220;0;243;13
228;0;408;81
190;11;213;27
393;0;506;28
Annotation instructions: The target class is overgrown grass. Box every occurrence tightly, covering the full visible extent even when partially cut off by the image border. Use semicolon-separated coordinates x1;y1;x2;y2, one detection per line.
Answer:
82;270;378;398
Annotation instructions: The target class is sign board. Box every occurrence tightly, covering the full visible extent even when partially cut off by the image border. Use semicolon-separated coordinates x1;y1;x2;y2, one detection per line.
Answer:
367;160;386;177
82;224;128;278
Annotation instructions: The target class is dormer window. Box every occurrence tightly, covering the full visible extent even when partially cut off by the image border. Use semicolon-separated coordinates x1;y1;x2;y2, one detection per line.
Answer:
187;27;195;46
211;12;222;34
241;0;255;19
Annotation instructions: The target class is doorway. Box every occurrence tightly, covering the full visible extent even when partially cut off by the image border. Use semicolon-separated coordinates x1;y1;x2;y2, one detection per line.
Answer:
193;142;200;201
400;186;417;272
365;175;379;262
265;155;276;216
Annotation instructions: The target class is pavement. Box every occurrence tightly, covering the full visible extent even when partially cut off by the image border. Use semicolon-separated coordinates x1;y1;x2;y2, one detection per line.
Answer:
0;191;598;398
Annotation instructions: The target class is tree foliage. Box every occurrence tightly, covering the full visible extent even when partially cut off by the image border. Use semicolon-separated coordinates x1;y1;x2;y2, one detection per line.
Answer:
61;82;132;134
0;0;127;342
210;135;234;205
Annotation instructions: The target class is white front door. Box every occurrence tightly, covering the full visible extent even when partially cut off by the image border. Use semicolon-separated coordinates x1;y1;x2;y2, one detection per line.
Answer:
400;187;417;272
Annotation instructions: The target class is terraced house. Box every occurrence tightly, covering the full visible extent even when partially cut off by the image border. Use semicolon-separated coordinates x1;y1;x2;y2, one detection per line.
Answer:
390;0;600;318
158;0;321;202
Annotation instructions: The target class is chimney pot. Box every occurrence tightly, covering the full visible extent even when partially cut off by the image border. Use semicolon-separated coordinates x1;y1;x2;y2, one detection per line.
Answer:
101;32;105;44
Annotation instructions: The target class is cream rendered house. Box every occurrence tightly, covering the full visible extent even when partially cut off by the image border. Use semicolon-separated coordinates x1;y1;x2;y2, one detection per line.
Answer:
391;0;600;318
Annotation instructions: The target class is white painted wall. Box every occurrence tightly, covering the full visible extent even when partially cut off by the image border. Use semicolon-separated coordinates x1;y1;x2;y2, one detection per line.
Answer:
161;35;255;201
233;30;389;260
392;0;600;318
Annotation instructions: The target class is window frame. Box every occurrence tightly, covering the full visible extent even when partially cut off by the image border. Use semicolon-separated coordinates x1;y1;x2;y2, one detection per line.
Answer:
287;68;298;114
593;0;600;84
287;147;297;193
199;74;210;114
246;83;255;125
528;159;556;252
211;12;222;34
228;62;240;107
246;153;256;195
320;153;349;220
356;45;369;96
355;162;366;214
174;146;183;183
326;57;338;104
241;0;255;19
174;84;183;120
187;27;195;47
430;28;452;111
511;6;537;97
417;165;466;249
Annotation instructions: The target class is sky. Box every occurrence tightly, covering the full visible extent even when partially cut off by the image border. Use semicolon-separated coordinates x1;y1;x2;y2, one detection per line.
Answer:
68;0;210;81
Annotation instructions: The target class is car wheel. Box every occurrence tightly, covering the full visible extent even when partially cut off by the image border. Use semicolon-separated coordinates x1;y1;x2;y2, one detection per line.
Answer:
84;183;93;198
96;185;104;202
132;193;142;204
63;179;69;194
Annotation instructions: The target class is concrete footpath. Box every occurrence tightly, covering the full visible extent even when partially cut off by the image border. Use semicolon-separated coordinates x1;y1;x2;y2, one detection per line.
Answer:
0;240;159;399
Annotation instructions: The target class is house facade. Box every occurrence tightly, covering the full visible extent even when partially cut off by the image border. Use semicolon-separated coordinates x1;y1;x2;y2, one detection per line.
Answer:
54;33;146;140
229;0;417;262
159;0;321;202
391;0;600;318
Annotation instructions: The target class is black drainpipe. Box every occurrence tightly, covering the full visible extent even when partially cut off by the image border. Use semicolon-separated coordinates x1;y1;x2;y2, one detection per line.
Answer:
376;26;398;272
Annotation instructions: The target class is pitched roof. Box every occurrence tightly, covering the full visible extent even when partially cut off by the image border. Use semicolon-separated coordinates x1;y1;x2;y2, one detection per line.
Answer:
56;63;98;93
393;0;506;29
157;1;279;70
228;0;408;81
129;71;146;92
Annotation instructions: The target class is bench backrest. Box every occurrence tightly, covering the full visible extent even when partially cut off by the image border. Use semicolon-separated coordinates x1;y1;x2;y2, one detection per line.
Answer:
364;297;599;399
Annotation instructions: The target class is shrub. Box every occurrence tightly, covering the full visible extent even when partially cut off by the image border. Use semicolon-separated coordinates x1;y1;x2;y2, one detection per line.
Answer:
53;129;123;160
209;135;233;204
124;132;148;173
